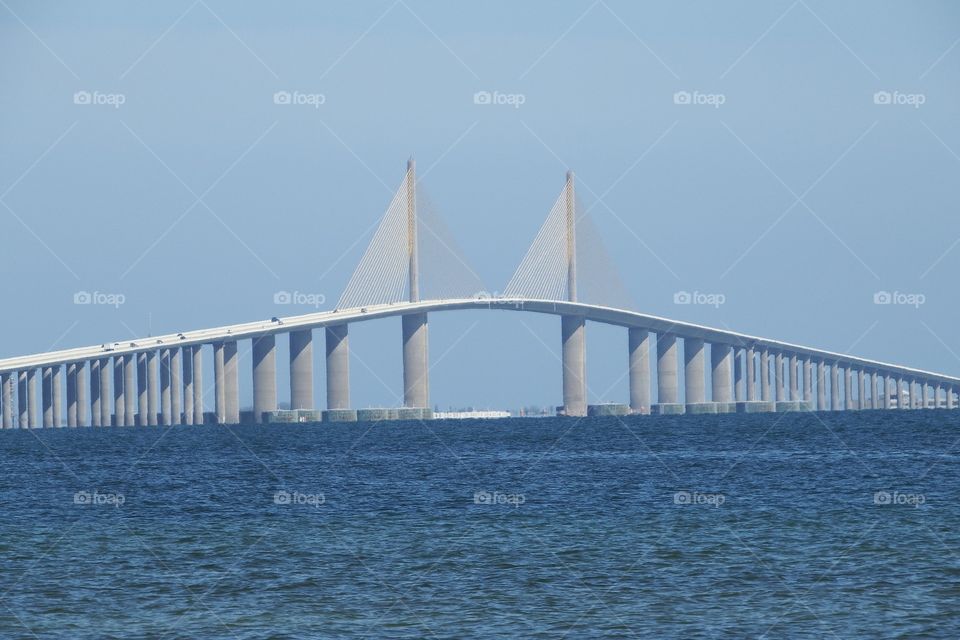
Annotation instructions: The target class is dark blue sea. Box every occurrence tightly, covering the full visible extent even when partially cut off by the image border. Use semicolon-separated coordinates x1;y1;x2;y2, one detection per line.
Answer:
1;411;959;639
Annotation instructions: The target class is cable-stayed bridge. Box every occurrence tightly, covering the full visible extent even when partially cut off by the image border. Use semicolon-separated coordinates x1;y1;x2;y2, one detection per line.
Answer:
0;160;957;427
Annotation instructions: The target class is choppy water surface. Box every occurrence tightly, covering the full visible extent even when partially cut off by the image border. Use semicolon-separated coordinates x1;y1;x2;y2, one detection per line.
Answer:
1;411;959;638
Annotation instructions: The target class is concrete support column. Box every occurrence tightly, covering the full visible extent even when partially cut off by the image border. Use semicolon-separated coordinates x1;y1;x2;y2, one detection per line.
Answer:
214;343;225;423
746;346;756;401
113;357;124;427
844;367;853;410
182;347;193;426
160;349;171;425
67;364;77;427
123;356;135;426
42;367;53;428
76;363;86;426
52;366;62;427
734;348;745;402
656;333;679;404
857;370;866;410
147;351;159;426
252;334;277;423
403;312;431;410
775;352;785;402
803;359;813;404
2;373;13;429
170;348;181;425
223;341;239;424
922;382;930;410
137;353;148;426
192;346;203;425
872;372;879;409
831;363;841;410
90;361;101;427
936;384;943;409
817;360;826;410
883;375;892;409
789;354;798;401
760;348;771;401
18;371;28;428
949;387;956;410
98;359;110;427
560;315;586;417
899;378;908;410
712;343;733;403
290;329;314;411
684;338;706;405
325;326;350;411
27;369;39;428
628;328;650;414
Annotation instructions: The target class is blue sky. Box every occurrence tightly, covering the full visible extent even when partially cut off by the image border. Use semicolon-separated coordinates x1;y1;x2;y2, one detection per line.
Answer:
1;1;959;410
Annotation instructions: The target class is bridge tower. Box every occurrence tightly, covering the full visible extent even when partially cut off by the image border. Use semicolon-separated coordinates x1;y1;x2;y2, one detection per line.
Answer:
402;157;430;410
561;170;587;417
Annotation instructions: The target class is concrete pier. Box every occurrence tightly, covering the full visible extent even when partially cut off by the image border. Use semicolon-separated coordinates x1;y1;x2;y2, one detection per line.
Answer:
147;351;159;426
845;367;853;410
684;338;706;405
883;375;892;409
17;372;26;428
98;358;110;427
43;367;55;428
160;349;171;426
712;343;733;403
170;348;181;425
223;341;239;423
628;328;650;414
899;377;908;410
325;326;350;411
52;366;62;427
76;363;86;426
789;354;798;401
113;357;124;427
137;354;148;426
734;348;745;402
90;361;101;427
922;381;930;409
858;370;866;410
949;387;955;409
214;343;225;423
871;372;879;410
746;346;756;401
761;348;770;401
936;383;943;409
803;358;812;404
123;355;135;426
66;363;77;427
290;329;314;411
192;346;203;425
182;347;193;425
2;373;13;428
656;333;679;405
831;363;840;410
775;352;784;402
252;334;277;423
560;315;586;416
817;360;826;411
27;369;38;428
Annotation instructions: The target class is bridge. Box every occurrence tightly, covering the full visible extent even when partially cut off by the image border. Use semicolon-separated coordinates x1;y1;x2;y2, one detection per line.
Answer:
0;160;957;428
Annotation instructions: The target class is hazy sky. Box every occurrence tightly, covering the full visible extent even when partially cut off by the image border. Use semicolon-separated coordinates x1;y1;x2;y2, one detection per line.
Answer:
1;1;959;410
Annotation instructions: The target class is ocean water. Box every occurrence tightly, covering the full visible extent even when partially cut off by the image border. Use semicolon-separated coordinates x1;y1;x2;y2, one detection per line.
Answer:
1;411;958;639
